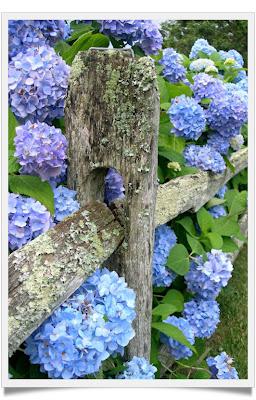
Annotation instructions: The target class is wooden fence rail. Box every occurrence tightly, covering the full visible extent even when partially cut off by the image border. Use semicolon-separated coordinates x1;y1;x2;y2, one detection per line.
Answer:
8;49;248;358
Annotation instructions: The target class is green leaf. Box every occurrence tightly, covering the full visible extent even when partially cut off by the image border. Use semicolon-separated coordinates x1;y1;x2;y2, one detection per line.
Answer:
9;175;54;215
196;207;214;233
206;197;226;208
223;155;235;173
174;165;199;177
152;304;178;319
205;232;223;249
8;153;20;174
200;98;212;105
158;147;184;164
161;289;184;312
152;322;196;354
160;102;171;111
211;216;240;236
166;82;193;99
228;191;247;217
8;108;19;151
54;40;71;57
222;237;239;253
177;216;196;236
157;76;169;103
186;234;206;256
192;369;211;379
66;23;94;42
166;244;190;275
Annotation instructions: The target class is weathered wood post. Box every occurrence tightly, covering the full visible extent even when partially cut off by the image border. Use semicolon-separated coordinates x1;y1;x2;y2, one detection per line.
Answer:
65;48;160;359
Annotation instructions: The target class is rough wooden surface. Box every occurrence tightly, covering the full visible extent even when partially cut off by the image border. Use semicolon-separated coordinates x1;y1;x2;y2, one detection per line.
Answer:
65;48;159;360
8;202;124;357
155;148;248;226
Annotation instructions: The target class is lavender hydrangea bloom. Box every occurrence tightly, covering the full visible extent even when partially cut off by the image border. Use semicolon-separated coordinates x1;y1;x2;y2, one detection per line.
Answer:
25;268;136;378
192;73;225;102
159;48;186;83
8;20;70;58
54;186;80;222
185;249;233;299
138;20;163;55
8;45;70;123
189;58;215;72
8;193;52;251
189;39;216;59
183;144;226;174
208;205;227;219
230;134;244;151
182;299;220;338
207;352;239;379
153;224;177;287
14;121;67;181
167;95;206;140
236;78;248;92
117;357;157;379
207;132;230;155
160;316;195;360
49;163;67;188
206;91;247;138
104;168;125;205
216;185;227;199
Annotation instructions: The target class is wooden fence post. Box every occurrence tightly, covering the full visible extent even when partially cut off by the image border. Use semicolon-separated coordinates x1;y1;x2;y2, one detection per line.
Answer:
65;48;159;359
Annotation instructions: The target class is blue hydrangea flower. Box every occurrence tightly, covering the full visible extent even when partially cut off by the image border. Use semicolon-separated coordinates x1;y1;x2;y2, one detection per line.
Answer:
207;132;230;155
104;168;125;205
189;39;216;59
206;90;247;138
25;268;136;379
192;73;225;102
14;121;68;181
8;20;70;59
159;48;186;83
236;78;248;92
8;45;70;123
182;299;220;338
152;224;177;287
216;185;227;199
183;144;226;174
185;249;233;299
167;95;206;140
219;49;244;67
138;20;163;55
208;205;227;219
54;186;80;222
160;316;195;360
230;134;244;151
189;58;215;72
49;163;67;188
117;357;157;379
207;352;239;379
8;193;52;251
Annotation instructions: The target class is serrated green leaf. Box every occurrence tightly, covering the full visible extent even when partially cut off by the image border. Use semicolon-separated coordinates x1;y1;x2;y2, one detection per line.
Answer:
228;191;247;217
177;216;196;236
197;207;214;233
9;175;54;215
222;237;239;253
166;244;190;275
160;102;171;111
211;216;240;236
158;147;184;164
152;322;196;354
66;23;93;42
205;232;223;249
152;303;178;319
54;40;71;57
186;234;206;256
157;76;169;103
161;289;184;312
206;197;226;208
167;82;193;98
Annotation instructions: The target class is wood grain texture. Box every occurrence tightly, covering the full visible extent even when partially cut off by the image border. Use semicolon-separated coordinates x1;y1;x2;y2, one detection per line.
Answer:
64;48;159;360
8;202;123;356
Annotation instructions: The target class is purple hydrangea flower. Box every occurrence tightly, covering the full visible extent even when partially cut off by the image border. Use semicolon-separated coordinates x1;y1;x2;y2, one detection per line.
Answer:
8;20;70;59
185;249;233;299
153;224;177;287
192;73;225;102
208;205;227;219
159;48;186;83
230;134;244;151
183;144;226;174
138;20;163;55
160;316;195;360
8;193;52;251
8;45;70;123
25;268;136;379
189;58;215;72
207;352;239;379
189;39;216;59
117;357;157;379
207;132;230;155
182;299;220;338
167;95;206;140
54;186;80;222
14;121;67;181
216;185;227;199
104;168;125;205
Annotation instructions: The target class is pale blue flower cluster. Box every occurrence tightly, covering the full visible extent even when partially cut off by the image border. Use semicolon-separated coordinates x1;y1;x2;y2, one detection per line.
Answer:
236;78;248;92
182;299;220;338
219;49;244;67
183;144;226;174
160;316;195;360
189;39;216;59
167;95;206;140
8;20;70;59
104;168;125;205
207;132;230;155
207;352;239;379
192;73;225;102
99;20;163;55
230;134;244;151
159;48;186;83
8;45;70;123
25;268;136;379
189;58;215;72
216;185;227;199
117;356;157;379
208;205;227;219
185;249;233;299
54;186;80;222
152;224;177;287
14;121;68;181
8;193;52;251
